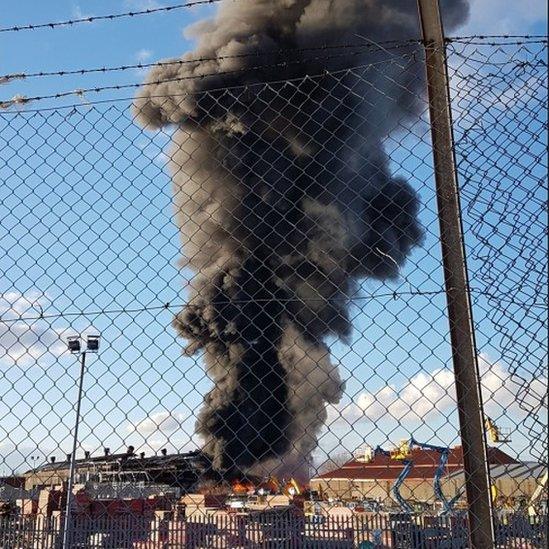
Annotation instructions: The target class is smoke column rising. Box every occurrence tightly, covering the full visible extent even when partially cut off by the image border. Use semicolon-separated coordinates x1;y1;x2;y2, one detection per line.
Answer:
134;0;469;476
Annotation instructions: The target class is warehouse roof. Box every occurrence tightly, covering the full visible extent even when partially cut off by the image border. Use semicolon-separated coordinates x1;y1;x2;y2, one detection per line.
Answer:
312;446;518;482
446;461;546;481
26;448;204;474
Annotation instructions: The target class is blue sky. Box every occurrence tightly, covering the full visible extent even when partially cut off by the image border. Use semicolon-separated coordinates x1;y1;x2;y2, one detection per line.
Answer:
0;1;547;478
0;0;547;106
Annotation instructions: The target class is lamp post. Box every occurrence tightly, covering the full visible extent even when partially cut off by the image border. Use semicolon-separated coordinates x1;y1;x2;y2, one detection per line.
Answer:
29;454;41;486
62;334;99;549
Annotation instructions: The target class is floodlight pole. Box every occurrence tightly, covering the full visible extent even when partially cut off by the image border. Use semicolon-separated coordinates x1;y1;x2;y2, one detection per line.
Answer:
416;1;494;547
62;335;98;549
62;349;86;549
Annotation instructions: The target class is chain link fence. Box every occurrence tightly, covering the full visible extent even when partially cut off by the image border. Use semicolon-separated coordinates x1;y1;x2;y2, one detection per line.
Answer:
449;36;548;466
0;33;547;548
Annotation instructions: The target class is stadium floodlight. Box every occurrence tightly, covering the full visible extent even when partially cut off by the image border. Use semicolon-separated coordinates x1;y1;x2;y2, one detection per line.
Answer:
86;335;100;352
67;336;81;354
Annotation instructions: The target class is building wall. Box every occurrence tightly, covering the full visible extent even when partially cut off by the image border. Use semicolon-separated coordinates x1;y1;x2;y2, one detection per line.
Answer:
441;473;543;504
311;473;543;506
25;470;68;491
310;478;462;504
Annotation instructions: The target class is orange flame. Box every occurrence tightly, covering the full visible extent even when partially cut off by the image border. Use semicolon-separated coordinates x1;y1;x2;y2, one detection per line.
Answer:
231;479;254;495
283;478;302;496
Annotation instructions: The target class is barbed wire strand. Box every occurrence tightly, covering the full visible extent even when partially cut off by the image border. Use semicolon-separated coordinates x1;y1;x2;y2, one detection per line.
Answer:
446;34;548;44
1;288;545;324
1;36;546;85
1;35;546;113
0;51;418;110
1;0;547;40
0;0;226;33
0;40;421;84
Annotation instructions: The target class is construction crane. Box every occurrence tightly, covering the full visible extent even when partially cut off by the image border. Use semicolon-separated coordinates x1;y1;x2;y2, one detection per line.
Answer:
485;416;512;443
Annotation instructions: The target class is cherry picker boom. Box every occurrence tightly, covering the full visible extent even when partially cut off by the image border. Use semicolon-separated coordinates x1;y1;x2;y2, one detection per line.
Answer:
386;438;462;514
374;445;414;513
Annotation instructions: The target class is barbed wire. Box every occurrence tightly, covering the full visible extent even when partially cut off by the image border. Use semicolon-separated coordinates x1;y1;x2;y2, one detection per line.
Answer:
1;35;545;113
1;287;545;324
0;52;418;110
0;289;447;324
0;0;227;33
1;36;545;85
1;0;544;38
0;40;420;84
447;34;548;45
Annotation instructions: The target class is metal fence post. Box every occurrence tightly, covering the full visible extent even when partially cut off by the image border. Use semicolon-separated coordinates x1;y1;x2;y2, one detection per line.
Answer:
416;1;495;547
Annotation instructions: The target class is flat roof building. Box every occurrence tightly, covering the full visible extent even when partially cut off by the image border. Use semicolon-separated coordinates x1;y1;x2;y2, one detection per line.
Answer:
22;447;207;494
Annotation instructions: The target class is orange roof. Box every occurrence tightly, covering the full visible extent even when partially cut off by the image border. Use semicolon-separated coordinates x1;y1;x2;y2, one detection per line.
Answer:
314;446;517;481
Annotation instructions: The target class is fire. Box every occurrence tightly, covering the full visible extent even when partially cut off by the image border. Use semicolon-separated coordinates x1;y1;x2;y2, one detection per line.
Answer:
231;479;255;495
282;478;302;497
257;476;280;495
229;476;302;497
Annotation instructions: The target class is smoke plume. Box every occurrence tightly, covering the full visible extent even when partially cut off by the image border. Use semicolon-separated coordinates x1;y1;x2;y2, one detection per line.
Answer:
134;0;469;475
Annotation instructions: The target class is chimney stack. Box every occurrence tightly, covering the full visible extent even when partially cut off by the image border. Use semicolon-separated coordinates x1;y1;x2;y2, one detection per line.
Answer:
161;448;167;457
84;451;91;459
50;456;56;464
66;454;72;462
104;447;110;456
140;452;145;459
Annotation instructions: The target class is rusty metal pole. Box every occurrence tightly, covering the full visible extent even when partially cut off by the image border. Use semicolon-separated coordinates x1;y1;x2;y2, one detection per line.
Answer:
416;1;495;547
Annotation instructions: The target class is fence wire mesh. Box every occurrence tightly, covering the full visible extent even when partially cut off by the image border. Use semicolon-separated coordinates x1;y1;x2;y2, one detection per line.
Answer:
449;37;548;467
0;33;547;548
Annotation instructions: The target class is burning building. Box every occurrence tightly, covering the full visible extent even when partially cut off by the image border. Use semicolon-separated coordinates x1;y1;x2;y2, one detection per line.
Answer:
22;448;208;495
133;0;470;479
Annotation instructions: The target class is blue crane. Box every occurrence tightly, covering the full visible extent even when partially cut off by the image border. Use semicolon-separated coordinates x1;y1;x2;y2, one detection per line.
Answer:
376;439;462;515
400;438;462;515
374;445;414;513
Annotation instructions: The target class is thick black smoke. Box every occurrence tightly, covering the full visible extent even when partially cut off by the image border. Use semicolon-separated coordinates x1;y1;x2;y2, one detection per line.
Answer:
134;0;469;475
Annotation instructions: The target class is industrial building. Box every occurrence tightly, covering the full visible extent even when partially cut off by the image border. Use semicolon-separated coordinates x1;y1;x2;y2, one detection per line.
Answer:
22;447;208;495
309;445;531;506
444;462;547;507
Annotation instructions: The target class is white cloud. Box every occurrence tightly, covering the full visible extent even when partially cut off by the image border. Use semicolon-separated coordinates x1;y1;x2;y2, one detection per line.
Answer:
71;5;94;21
125;0;165;10
127;410;186;436
1;291;44;319
135;49;153;64
0;292;65;366
0;292;100;366
461;0;547;35
331;355;547;426
133;49;155;77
